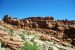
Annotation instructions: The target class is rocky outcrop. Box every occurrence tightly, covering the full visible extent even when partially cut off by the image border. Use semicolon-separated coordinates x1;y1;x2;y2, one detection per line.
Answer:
2;15;75;46
2;15;55;29
64;26;75;45
0;30;23;50
0;21;4;24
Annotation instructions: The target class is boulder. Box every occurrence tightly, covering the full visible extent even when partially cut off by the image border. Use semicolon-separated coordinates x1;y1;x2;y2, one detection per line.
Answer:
31;22;38;28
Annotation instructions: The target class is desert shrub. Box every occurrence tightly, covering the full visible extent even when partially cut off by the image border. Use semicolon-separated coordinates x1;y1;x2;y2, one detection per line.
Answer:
19;31;25;40
10;29;14;36
19;33;25;40
27;32;32;35
7;29;14;36
48;47;54;50
21;41;39;50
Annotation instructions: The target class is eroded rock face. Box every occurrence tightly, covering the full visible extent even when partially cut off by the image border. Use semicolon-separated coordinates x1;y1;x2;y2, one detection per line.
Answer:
0;30;23;50
2;15;75;46
3;15;75;29
31;22;39;29
0;21;4;24
64;27;75;45
3;15;55;29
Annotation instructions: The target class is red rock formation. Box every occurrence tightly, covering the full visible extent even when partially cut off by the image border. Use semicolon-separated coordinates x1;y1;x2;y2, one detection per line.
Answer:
64;26;75;45
2;15;55;29
0;21;4;24
31;22;39;29
0;30;23;50
2;15;75;46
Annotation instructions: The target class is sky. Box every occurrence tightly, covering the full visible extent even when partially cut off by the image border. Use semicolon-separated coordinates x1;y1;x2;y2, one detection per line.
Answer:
0;0;75;20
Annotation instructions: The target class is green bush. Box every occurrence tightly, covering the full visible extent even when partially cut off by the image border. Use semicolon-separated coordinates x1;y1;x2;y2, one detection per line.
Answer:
21;41;39;50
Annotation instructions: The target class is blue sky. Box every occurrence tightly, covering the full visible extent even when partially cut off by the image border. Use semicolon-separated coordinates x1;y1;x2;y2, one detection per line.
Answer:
0;0;75;20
